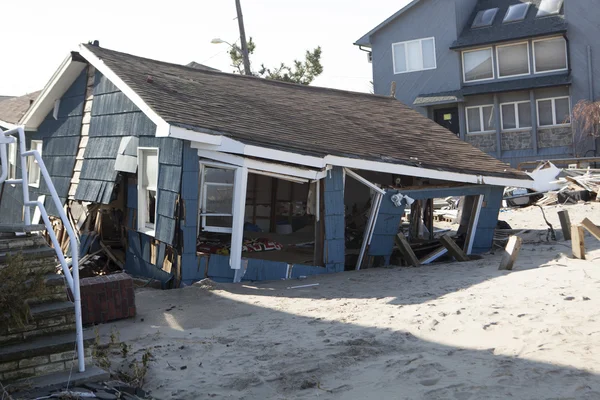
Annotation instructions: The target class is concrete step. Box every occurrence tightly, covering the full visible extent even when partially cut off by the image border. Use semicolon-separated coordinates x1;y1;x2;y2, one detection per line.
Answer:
0;246;58;276
0;301;76;346
0;329;95;382
0;234;48;251
10;365;109;397
0;223;46;233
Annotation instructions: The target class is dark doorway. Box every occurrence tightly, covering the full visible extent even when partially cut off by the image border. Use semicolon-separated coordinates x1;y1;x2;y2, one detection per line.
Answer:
434;107;459;136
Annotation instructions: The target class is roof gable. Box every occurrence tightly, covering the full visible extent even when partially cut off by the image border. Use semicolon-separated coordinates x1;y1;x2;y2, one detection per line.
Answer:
354;0;424;47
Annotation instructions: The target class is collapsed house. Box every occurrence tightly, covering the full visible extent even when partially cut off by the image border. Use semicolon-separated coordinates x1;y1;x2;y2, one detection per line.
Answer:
0;43;534;285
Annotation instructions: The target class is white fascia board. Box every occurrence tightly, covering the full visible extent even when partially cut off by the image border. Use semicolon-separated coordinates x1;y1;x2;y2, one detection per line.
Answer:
325;156;535;189
196;148;326;180
77;44;171;136
0;120;16;130
20;55;86;129
168;125;222;145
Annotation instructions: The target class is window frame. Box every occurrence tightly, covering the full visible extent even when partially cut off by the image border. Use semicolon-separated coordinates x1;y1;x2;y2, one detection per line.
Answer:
495;41;531;79
198;162;237;234
532;36;569;74
27;140;43;188
500;101;532;131
391;37;437;75
7;141;17;180
462;47;495;83
472;8;499;28
503;2;531;23
536;96;571;127
137;147;159;236
466;104;496;134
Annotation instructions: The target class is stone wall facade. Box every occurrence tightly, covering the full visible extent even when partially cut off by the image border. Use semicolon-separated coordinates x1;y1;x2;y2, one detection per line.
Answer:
466;133;496;153
538;126;573;148
501;130;533;151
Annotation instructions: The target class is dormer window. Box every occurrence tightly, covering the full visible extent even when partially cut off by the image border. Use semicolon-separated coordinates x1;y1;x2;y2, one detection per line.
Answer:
504;3;531;23
537;0;564;17
472;8;498;28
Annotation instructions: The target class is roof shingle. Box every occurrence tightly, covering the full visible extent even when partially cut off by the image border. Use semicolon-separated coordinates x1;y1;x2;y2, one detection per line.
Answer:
0;91;41;125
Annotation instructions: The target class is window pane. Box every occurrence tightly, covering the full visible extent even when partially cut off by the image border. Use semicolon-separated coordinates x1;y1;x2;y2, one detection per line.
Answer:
518;102;532;128
534;38;567;72
393;43;407;73
472;8;498;28
464;49;493;81
537;0;564;17
498;43;529;77
467;108;481;132
501;104;516;130
204;167;234;184
555;98;571;124
422;38;436;69
406;41;422;71
482;106;495;131
142;149;158;188
205;184;233;214
147;190;156;225
205;216;233;228
538;100;554;126
504;3;530;22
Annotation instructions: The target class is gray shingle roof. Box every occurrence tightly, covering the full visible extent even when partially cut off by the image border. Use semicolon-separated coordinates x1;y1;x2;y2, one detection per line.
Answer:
82;44;530;181
452;0;567;49
0;91;41;125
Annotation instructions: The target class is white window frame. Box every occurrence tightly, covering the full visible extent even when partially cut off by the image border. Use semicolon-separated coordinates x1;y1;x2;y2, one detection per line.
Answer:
462;47;495;83
532;36;569;74
27;140;43;188
392;37;437;75
500;101;532;131
137;147;159;236
7;141;17;180
199;162;237;234
466;105;496;134
495;41;531;79
536;96;571;127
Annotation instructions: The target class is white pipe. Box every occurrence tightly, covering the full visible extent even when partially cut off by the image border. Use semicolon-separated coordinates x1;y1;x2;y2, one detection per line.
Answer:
0;138;8;184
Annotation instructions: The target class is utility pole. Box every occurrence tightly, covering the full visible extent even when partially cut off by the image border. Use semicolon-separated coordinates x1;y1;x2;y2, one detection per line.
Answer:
235;0;252;76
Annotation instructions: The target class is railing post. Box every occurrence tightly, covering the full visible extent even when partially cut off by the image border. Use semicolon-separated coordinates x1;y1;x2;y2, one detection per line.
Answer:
16;127;31;225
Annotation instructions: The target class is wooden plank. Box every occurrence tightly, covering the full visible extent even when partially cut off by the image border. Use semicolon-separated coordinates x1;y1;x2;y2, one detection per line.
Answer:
439;235;471;262
394;233;420;267
581;218;600;241
420;247;448;265
463;195;483;255
557;210;572;241
498;236;522;271
571;225;586;260
425;198;434;240
409;200;422;241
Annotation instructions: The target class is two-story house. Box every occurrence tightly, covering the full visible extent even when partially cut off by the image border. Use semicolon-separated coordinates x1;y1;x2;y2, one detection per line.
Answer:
355;0;600;167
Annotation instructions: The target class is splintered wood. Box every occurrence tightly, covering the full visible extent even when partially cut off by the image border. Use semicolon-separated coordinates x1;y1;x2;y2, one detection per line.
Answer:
394;234;420;267
557;210;572;241
571;225;586;260
439;235;470;262
499;236;522;271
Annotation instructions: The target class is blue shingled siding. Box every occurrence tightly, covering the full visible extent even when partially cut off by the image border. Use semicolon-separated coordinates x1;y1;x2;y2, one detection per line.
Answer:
369;185;504;260
0;69;87;223
323;167;345;273
179;142;201;284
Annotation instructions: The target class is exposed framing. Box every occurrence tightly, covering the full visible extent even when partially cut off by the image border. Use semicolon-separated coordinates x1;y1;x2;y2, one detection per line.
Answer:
532;36;568;74
500;100;532;131
465;104;496;134
536;96;571;127
463;194;484;255
462;47;495;83
392;37;437;75
495;41;531;79
137;147;159;236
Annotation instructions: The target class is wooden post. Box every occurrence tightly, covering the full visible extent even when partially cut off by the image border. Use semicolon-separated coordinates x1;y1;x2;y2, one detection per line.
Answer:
571;225;586;260
499;236;522;271
581;218;600;241
409;200;422;241
557;210;572;241
394;233;420;267
424;198;434;240
439;235;470;262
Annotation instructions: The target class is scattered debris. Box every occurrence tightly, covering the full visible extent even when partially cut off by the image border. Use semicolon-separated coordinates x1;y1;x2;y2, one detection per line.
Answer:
499;236;523;271
287;283;320;289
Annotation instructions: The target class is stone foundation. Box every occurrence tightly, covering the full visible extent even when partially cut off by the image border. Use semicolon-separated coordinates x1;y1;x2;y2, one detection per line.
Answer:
538;126;573;148
466;133;496;153
501;130;533;151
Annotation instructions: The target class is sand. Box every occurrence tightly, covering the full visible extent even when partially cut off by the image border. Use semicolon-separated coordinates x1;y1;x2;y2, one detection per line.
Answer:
98;202;600;399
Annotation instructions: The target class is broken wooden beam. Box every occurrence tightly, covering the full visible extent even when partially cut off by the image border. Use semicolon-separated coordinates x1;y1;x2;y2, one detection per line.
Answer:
581;218;600;241
499;236;522;271
557;210;572;241
439;235;470;262
571;225;586;260
394;233;420;267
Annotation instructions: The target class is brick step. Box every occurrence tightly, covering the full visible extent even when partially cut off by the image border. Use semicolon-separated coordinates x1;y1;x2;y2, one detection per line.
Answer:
0;330;95;382
0;300;76;346
0;234;48;251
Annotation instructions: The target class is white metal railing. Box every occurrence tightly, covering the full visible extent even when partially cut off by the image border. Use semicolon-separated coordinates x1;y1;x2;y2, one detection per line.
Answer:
0;126;85;373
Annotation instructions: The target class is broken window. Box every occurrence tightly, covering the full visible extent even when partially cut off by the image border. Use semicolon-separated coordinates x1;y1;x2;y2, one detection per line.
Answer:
138;148;159;235
27;140;43;187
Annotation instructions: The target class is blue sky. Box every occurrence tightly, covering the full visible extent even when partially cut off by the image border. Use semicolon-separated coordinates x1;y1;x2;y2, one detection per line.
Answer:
0;0;410;96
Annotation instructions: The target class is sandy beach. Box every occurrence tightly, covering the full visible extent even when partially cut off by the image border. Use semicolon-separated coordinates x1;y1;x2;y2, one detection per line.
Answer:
98;202;600;399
